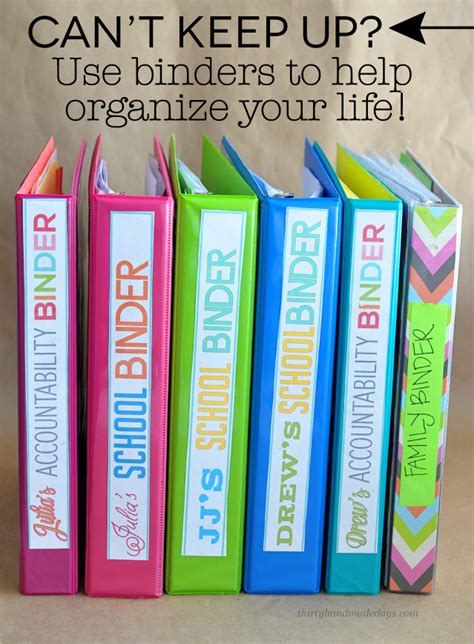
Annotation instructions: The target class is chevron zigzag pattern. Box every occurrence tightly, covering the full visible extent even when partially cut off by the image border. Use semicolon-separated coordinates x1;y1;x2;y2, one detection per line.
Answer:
389;205;461;594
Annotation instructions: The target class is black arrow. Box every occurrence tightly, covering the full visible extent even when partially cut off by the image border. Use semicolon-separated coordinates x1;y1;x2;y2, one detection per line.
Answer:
390;11;474;44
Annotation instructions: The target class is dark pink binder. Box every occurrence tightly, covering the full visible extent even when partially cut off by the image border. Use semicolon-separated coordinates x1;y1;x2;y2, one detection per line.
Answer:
85;136;173;597
16;137;86;594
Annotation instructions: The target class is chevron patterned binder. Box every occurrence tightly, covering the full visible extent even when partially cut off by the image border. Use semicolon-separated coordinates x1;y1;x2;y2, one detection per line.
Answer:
351;149;462;594
387;202;461;593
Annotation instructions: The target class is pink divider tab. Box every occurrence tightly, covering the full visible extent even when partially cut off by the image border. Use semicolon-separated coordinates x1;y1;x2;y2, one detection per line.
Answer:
89;135;102;196
154;137;173;198
18;137;55;195
72;140;87;197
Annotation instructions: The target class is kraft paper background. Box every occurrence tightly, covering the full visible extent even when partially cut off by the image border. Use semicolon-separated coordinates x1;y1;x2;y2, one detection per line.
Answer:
0;0;472;641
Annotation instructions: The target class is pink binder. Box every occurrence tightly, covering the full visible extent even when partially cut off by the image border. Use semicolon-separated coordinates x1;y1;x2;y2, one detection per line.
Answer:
16;137;86;594
85;135;173;597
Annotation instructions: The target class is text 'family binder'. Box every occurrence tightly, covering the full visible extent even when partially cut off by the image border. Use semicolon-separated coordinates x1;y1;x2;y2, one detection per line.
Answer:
359;151;463;594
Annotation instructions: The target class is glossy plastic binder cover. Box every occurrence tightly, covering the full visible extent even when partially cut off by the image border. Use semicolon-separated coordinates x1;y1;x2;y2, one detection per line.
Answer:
166;136;258;594
86;135;173;597
383;153;462;594
16;137;86;594
222;138;342;593
317;144;403;594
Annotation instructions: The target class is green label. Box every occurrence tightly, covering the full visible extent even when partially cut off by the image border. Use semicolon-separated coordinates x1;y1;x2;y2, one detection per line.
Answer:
400;303;449;507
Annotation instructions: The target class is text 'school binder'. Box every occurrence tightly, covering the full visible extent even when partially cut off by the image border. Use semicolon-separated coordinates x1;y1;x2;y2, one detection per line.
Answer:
222;138;342;594
165;136;258;594
319;144;403;594
85;136;173;597
16;137;86;594
351;152;462;594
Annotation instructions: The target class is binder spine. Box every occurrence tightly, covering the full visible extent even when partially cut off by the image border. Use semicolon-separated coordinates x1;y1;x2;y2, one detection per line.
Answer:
244;198;341;593
85;193;173;597
326;201;402;594
16;194;78;594
166;195;257;594
387;205;462;594
156;198;174;588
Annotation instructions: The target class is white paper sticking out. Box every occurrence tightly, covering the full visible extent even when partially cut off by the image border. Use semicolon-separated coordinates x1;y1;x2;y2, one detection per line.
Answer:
351;150;441;205
301;166;324;199
145;155;166;196
250;171;292;197
95;159;116;194
177;159;209;194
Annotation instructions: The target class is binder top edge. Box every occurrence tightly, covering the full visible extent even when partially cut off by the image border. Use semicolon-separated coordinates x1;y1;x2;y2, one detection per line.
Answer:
404;149;461;208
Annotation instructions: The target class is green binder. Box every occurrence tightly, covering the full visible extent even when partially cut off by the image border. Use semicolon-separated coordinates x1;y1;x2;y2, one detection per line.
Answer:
166;136;258;593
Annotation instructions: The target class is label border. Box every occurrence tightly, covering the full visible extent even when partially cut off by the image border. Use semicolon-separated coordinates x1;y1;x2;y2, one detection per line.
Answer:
263;206;328;552
23;198;70;549
181;209;246;557
107;210;155;561
335;209;396;555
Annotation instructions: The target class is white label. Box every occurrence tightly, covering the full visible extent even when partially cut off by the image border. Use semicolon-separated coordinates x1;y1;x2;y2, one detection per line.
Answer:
182;210;246;556
23;198;70;549
264;208;328;552
108;211;154;560
336;210;396;554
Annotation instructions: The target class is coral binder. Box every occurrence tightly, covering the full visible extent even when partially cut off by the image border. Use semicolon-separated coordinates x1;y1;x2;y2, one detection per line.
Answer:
351;150;463;594
318;144;403;594
222;137;342;593
16;137;86;594
85;135;173;597
165;136;258;594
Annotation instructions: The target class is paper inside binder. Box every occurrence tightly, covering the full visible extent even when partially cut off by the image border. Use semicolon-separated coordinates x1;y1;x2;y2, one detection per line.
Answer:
176;158;209;194
32;148;63;195
247;166;324;199
349;149;442;206
95;155;166;196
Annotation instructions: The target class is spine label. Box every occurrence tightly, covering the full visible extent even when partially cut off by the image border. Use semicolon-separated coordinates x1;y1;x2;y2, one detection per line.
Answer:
399;302;449;507
23;198;70;549
336;210;396;554
108;211;154;560
182;210;246;557
264;207;328;552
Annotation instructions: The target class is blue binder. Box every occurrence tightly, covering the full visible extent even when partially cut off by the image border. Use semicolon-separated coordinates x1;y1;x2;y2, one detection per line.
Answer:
222;137;342;593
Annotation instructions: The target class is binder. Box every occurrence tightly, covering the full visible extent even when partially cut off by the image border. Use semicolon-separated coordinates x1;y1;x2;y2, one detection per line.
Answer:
85;135;173;597
352;151;463;593
165;136;258;594
317;144;403;594
222;137;342;593
16;137;86;594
